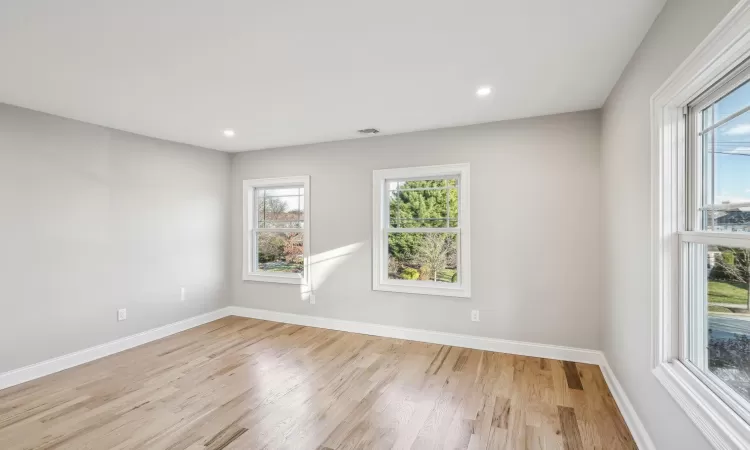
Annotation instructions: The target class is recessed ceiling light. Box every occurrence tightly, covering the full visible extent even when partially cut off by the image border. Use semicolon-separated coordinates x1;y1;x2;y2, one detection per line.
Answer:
223;129;235;137
476;86;493;97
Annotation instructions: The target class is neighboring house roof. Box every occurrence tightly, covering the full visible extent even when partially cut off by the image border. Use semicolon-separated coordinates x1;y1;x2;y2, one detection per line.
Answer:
715;210;750;225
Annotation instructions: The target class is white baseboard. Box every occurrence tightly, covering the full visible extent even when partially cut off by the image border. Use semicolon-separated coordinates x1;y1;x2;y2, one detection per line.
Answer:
227;306;605;365
0;307;231;390
600;357;656;450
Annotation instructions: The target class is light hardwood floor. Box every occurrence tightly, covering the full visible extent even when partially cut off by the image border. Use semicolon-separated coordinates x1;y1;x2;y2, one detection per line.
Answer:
0;316;636;449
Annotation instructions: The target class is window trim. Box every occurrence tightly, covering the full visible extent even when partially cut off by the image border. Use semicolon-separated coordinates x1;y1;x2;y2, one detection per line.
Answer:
242;176;310;285
651;1;750;448
372;163;471;298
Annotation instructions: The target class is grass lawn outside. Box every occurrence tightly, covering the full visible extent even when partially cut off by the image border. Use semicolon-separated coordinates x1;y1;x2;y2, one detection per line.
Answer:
709;280;750;306
390;267;457;283
437;268;456;283
258;261;303;273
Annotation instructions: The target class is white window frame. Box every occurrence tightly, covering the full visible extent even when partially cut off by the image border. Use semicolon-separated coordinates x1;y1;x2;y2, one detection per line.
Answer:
242;176;310;285
651;1;750;448
372;163;471;298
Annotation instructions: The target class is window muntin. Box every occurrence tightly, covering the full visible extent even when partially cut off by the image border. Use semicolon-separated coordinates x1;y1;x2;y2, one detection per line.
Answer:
256;187;304;229
388;178;459;229
684;72;750;422
243;177;309;284
373;165;470;297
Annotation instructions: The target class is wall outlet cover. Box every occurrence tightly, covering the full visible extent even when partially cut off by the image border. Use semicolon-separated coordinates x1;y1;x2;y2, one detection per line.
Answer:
117;309;127;321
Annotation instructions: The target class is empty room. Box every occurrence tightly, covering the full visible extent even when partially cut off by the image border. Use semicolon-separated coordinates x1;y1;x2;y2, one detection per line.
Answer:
2;0;750;449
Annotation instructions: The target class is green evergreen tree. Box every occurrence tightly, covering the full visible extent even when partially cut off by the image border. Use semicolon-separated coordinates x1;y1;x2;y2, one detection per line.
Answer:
388;179;458;274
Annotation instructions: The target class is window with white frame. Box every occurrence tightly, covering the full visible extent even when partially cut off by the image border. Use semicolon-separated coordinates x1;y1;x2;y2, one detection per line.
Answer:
372;164;470;297
243;176;310;285
683;65;750;422
651;8;750;444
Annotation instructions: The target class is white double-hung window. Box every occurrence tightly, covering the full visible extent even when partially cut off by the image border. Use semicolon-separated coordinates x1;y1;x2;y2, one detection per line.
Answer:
682;66;750;421
652;6;750;447
372;164;470;297
243;176;310;285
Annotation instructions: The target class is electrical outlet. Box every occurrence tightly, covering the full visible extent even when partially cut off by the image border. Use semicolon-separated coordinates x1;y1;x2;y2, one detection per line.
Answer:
117;308;127;321
180;287;186;302
309;293;316;304
471;310;479;322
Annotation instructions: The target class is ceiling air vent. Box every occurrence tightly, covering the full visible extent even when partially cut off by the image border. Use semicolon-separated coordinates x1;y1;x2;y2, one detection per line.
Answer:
357;128;380;135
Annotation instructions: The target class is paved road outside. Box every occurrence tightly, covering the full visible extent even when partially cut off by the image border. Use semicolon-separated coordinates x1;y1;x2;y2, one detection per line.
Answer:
710;313;750;339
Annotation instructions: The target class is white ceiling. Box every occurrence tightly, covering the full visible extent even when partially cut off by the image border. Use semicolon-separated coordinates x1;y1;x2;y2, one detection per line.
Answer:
0;0;665;152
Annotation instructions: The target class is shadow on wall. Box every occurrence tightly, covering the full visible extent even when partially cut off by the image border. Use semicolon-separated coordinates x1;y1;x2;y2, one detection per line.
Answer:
300;242;366;301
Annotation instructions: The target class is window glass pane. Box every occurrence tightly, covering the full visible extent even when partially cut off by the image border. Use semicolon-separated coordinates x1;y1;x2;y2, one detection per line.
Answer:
387;232;458;283
701;108;750;232
705;80;750;127
688;243;750;405
256;186;304;227
388;178;458;228
255;231;304;274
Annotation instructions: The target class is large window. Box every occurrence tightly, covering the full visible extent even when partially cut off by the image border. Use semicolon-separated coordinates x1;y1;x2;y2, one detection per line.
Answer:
683;68;750;422
243;176;310;284
651;8;750;446
372;164;470;297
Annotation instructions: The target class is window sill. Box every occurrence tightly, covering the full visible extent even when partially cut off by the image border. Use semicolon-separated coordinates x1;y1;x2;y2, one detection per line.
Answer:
373;280;470;298
653;361;750;449
243;272;306;285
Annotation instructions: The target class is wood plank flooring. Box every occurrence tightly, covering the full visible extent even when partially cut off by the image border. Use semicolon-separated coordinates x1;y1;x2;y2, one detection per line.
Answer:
0;316;636;449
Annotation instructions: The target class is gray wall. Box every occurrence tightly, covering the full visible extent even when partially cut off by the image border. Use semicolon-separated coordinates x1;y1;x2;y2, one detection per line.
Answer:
600;0;739;448
0;103;231;373
231;111;602;350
